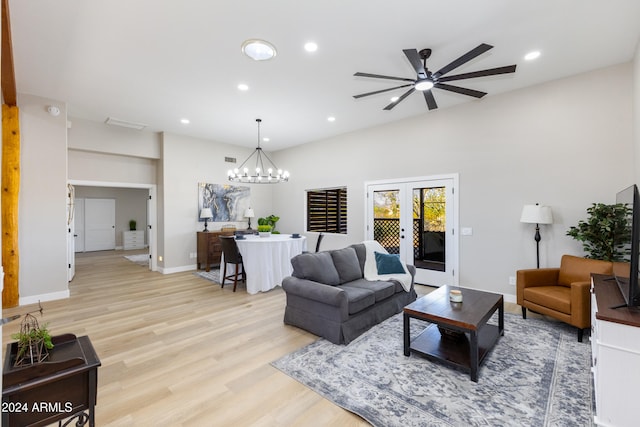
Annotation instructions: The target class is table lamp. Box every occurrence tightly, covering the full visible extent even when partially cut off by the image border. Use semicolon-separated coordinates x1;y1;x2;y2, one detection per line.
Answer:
200;208;213;232
520;203;553;268
244;208;255;230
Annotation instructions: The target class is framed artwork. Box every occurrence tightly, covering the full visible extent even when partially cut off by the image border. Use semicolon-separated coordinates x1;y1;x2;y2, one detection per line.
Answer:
198;183;250;222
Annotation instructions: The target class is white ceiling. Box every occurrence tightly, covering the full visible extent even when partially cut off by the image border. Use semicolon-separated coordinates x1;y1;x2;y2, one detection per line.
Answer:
9;1;640;150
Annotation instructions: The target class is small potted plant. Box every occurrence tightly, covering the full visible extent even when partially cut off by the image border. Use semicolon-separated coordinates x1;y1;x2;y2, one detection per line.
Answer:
129;219;137;231
266;214;280;234
257;217;272;237
11;311;54;367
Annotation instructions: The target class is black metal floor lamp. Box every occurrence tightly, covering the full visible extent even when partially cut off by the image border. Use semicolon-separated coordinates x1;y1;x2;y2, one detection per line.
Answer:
520;203;553;268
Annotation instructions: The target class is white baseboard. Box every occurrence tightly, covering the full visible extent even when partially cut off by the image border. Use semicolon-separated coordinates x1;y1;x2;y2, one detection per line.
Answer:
19;290;70;306
158;264;197;274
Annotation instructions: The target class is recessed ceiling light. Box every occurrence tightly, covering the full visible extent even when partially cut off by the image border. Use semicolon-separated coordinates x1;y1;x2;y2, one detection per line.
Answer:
524;51;541;61
242;39;277;61
263;137;270;142
180;118;190;124
390;96;399;102
327;116;336;122
304;42;318;52
237;83;249;91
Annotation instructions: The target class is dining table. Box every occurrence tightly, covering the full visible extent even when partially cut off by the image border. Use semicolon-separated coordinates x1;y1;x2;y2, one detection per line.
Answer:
230;234;307;294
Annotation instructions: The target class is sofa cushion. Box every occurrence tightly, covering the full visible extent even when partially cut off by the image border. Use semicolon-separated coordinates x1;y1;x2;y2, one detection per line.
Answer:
337;285;376;314
331;247;363;284
524;286;571;314
342;278;396;302
291;252;341;286
374;251;405;274
349;243;367;273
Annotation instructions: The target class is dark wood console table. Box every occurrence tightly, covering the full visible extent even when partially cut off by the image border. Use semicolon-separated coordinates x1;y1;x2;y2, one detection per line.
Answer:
2;334;101;427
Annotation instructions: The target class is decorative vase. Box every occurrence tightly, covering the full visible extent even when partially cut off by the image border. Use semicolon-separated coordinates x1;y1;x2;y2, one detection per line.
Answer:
259;231;271;238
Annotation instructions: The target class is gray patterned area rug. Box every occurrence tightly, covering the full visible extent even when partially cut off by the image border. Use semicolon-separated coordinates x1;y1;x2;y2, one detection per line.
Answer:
123;253;149;266
194;269;221;284
272;312;592;427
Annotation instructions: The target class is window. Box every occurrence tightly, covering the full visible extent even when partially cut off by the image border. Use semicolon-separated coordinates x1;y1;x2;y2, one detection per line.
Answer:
306;187;347;234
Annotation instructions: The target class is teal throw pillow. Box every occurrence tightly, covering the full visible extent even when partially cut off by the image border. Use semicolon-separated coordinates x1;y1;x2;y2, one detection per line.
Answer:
374;251;405;275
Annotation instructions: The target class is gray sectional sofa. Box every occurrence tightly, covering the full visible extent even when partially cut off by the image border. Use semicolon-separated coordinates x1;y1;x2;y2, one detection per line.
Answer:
282;243;417;344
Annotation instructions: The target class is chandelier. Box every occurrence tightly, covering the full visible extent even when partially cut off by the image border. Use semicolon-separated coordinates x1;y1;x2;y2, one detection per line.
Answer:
228;119;290;184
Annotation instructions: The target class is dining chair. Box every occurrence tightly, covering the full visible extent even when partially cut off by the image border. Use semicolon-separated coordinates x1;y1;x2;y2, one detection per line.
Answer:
219;236;245;292
302;232;324;254
315;232;324;252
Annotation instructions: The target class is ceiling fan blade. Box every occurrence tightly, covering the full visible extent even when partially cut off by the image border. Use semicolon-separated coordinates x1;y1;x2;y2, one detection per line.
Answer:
433;43;493;78
353;84;414;99
437;65;517;83
403;49;426;77
434;83;486;98
423;90;438;110
383;87;415;110
354;72;415;82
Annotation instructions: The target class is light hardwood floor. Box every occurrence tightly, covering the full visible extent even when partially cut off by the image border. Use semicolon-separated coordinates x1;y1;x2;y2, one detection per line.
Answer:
2;250;522;426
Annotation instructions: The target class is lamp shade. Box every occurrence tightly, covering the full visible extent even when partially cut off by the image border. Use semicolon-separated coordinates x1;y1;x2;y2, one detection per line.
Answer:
244;208;255;218
199;208;213;219
520;204;553;224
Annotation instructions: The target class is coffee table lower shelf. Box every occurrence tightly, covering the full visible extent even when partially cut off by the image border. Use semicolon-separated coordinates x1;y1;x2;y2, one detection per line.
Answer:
407;322;501;378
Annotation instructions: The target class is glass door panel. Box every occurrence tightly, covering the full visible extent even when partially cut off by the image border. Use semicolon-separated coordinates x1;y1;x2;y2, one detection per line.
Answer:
367;177;457;287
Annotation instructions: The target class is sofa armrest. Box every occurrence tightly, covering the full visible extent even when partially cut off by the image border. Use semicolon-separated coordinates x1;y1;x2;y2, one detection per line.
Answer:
570;281;592;328
406;264;416;278
516;268;560;305
282;277;347;308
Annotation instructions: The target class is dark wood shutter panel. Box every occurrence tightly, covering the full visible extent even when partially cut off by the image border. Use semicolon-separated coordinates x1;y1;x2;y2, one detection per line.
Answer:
307;188;347;234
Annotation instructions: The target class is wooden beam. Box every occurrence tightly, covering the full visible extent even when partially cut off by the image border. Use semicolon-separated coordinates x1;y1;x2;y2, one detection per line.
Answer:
1;0;17;106
2;104;20;308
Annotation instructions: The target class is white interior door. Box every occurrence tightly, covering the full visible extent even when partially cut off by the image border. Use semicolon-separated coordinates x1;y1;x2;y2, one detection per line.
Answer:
74;198;85;252
67;187;76;281
366;175;458;286
85;198;116;251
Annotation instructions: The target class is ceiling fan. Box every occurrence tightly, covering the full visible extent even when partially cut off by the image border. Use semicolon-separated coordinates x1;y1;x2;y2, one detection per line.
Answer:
353;43;516;111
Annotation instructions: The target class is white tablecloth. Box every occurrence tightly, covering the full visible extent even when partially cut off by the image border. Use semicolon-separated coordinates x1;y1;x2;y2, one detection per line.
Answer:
226;234;307;294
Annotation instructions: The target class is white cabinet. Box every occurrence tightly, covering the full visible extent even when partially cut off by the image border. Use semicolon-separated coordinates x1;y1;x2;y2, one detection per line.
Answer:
123;230;145;250
591;275;640;427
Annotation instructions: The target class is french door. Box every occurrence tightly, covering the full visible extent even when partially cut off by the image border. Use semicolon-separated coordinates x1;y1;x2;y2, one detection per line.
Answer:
366;175;458;286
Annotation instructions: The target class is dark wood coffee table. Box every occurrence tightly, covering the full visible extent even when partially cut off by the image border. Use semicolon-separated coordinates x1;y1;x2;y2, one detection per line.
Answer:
403;285;503;382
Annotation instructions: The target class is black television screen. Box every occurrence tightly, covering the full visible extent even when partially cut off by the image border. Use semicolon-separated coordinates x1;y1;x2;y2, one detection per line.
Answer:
613;184;640;307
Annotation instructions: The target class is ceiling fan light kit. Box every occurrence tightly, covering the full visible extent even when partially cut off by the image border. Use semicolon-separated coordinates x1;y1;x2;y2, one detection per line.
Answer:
354;43;517;111
228;119;290;184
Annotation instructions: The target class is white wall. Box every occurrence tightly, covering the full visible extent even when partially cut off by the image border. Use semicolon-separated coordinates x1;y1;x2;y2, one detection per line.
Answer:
68;150;157;185
18;94;69;303
158;132;274;272
272;63;635;298
68;117;161;159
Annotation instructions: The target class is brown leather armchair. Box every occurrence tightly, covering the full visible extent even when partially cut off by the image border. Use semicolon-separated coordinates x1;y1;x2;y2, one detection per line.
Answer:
517;254;612;341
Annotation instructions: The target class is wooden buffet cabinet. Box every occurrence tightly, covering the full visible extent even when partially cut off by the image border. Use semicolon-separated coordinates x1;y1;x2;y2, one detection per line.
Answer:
197;231;229;271
591;274;640;427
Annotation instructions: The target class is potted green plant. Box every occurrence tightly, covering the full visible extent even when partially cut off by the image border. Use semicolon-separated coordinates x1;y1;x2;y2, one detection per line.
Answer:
257;218;272;237
11;313;54;367
129;219;137;231
566;202;632;261
265;214;280;234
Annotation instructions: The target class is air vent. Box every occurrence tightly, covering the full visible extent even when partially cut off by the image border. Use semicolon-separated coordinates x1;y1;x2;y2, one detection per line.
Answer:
225;157;237;163
105;117;147;130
